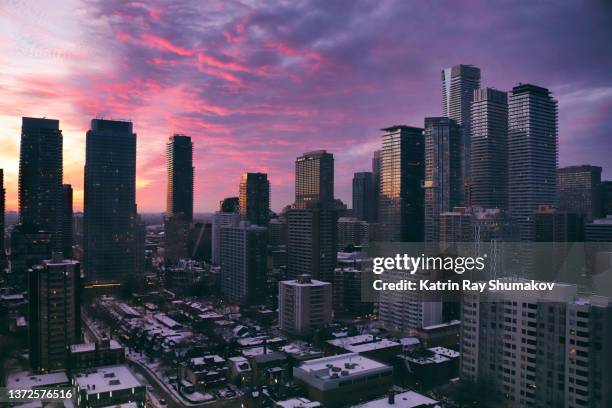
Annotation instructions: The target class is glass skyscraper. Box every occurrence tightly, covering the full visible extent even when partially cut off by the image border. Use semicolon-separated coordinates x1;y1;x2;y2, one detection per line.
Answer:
84;119;137;282
295;150;334;209
508;84;558;241
239;172;270;226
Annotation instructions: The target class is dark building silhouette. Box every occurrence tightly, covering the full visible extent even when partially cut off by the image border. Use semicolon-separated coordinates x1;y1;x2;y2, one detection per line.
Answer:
352;172;374;222
9;224;52;291
535;206;584;242
508;84;558;242
424;118;462;242
19;117;63;251
0;169;5;268
470;88;508;209
379;125;424;242
295;150;334;209
440;207;474;242
84;119;137;282
442;64;481;203
166;134;194;221
220;197;239;213
371;150;381;222
239;172;270;225
29;253;80;373
557;165;602;223
584;216;612;242
603;181;612;216
62;184;73;259
189;222;212;262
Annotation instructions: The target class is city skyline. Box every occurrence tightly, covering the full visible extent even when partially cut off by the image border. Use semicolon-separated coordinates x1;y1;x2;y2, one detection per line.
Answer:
1;1;611;213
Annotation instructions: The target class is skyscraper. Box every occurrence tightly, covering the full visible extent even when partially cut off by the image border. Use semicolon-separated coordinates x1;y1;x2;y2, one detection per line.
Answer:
9;225;52;290
379;126;424;242
442;64;481;201
295;150;334;209
602;181;612;216
239;172;270;225
470;88;508;209
352;172;374;222
557;165;602;223
424;117;462;242
84;119;137;282
508;84;558;241
166;134;194;221
0;169;5;268
220;222;268;304
19;117;63;251
287;205;337;282
62;184;73;259
211;211;240;265
29;253;80;373
371;150;381;222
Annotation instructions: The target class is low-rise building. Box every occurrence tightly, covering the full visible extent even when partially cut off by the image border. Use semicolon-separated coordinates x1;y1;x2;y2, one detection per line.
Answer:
68;339;125;373
326;335;402;363
72;365;145;408
293;353;393;406
352;390;440;407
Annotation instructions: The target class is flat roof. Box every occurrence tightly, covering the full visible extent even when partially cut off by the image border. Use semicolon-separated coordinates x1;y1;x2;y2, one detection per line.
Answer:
74;365;142;394
328;335;400;353
296;353;390;380
354;390;440;408
6;371;69;389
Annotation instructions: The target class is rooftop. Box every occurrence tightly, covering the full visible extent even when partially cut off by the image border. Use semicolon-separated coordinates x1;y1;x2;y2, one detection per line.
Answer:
6;371;69;389
354;390;440;408
328;335;400;353
73;365;142;394
296;353;390;380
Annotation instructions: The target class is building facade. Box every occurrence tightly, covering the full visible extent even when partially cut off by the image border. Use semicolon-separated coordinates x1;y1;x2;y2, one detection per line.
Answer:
239;172;270;225
279;275;332;336
295;150;334;209
557;165;602;223
352;172;375;222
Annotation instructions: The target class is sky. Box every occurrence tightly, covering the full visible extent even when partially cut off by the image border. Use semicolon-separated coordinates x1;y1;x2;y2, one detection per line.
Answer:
1;0;611;213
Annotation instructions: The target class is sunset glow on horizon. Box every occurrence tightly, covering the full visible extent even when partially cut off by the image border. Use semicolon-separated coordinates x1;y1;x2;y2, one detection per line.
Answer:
1;0;611;213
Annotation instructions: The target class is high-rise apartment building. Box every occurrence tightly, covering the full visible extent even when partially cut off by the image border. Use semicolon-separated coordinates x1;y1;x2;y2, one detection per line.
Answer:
19;117;63;251
84;119;137;282
166;134;194;221
220;222;267;304
278;275;332;336
352;172;374;222
379;125;424;242
9;224;52;290
557;165;602;223
378;269;442;334
470;88;508;209
211;211;240;265
424;117;462;242
239;172;270;225
29;253;80;373
461;280;612;408
508;84;558;241
287;206;337;282
440;207;474;242
295;150;334;209
442;64;481;201
371;150;381;222
337;217;368;250
62;184;73;259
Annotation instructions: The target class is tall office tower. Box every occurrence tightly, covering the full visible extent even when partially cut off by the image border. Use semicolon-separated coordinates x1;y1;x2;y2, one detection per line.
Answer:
268;218;287;247
220;222;267;304
470;88;508;209
29;252;80;373
337;217;368;250
9;225;52;290
286;205;337;282
508;84;558;242
557;165;602;223
379;126;425;242
371;150;381;222
440;207;474;242
220;196;239;213
239;172;270;225
442;64;481;202
461;281;612;408
0;169;5;268
424;118;462;242
19;117;63;251
84;119;137;282
602;181;612;216
378;269;442;334
166;134;194;221
352;172;374;222
62;184;73;259
278;275;332;336
295;150;334;209
211;211;240;265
